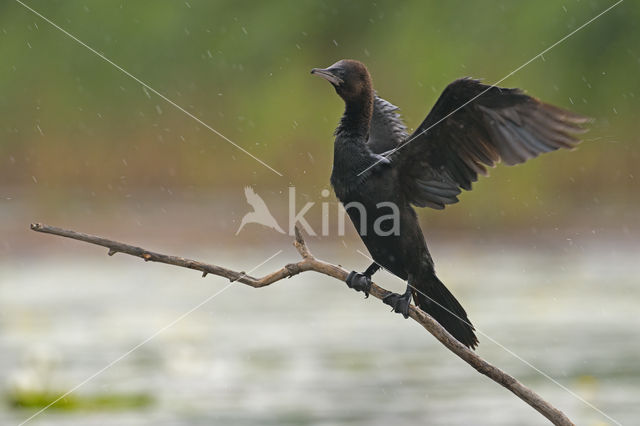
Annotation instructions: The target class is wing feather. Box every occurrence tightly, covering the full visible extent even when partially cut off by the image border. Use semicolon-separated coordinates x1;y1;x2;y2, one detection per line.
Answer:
392;78;590;208
366;95;409;154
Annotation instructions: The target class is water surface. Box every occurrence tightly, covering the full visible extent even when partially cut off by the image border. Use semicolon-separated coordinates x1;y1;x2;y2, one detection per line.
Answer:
1;238;638;425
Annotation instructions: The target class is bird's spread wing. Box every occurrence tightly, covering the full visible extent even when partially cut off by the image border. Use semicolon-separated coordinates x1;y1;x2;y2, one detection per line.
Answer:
367;94;408;154
392;78;590;210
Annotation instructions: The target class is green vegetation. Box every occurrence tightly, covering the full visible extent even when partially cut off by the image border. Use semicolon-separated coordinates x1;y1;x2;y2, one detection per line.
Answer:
8;389;153;411
1;0;637;227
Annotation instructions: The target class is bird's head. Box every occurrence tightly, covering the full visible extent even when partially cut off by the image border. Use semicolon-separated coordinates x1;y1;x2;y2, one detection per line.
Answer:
311;59;372;104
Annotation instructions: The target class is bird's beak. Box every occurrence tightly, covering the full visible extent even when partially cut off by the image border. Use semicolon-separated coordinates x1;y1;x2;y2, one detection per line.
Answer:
311;67;343;86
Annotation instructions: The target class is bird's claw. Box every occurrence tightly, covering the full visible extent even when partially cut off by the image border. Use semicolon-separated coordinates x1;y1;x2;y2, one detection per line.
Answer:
382;291;411;318
346;271;372;298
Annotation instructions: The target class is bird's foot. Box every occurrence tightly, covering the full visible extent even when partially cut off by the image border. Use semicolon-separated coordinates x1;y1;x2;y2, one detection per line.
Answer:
383;290;412;318
345;271;372;298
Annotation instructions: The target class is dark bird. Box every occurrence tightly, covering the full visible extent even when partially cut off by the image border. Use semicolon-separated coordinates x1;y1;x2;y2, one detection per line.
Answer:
311;59;589;349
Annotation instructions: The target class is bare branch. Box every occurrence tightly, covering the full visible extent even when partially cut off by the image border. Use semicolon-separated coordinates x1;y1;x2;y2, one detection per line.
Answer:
29;222;574;426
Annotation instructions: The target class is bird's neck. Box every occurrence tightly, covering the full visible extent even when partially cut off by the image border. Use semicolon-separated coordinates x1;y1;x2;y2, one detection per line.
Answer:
331;91;377;195
336;91;373;139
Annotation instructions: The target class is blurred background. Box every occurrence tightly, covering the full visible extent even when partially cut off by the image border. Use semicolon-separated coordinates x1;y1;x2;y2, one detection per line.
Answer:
1;0;638;425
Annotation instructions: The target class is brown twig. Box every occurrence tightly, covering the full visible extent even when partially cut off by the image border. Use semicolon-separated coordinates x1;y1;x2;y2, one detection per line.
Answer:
30;222;574;426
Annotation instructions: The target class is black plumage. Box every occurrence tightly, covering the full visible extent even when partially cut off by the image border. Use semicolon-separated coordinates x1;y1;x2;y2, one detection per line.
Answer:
311;59;588;349
368;95;408;153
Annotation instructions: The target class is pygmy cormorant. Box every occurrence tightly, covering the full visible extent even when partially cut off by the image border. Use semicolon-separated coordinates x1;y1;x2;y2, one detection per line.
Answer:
311;59;588;349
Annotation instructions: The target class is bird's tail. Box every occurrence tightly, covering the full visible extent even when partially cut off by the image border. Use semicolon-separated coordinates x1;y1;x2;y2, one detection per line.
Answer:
412;272;478;349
